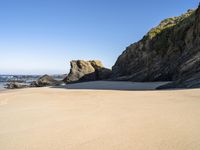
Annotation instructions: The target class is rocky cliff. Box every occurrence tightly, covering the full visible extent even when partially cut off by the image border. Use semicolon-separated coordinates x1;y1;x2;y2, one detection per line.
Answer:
112;6;200;88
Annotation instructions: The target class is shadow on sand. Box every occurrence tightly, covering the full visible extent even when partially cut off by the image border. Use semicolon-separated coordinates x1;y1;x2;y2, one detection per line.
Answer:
50;81;173;91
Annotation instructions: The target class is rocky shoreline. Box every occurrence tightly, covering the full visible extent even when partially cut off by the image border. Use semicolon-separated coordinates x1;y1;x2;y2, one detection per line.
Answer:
4;74;64;89
5;60;112;89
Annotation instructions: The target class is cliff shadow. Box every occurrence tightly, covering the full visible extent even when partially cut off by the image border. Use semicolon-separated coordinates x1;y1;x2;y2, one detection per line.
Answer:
50;81;170;91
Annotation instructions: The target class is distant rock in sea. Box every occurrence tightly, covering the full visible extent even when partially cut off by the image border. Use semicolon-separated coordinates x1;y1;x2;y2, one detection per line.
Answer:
63;60;112;83
111;6;200;89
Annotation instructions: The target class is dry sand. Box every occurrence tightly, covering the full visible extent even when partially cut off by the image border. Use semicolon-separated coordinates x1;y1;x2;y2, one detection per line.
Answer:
0;82;200;150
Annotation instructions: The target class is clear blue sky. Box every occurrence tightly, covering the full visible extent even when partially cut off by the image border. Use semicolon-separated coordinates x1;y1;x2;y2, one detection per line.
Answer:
0;0;199;75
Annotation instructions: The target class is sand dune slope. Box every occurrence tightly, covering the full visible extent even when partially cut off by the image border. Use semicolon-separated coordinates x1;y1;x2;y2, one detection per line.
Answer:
0;88;200;150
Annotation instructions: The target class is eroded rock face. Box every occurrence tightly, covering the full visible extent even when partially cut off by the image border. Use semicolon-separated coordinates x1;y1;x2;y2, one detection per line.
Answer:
63;60;111;83
112;6;200;88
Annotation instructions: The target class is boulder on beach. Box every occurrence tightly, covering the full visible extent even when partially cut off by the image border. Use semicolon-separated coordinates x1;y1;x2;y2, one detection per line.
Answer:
5;82;28;89
30;74;61;87
63;60;112;83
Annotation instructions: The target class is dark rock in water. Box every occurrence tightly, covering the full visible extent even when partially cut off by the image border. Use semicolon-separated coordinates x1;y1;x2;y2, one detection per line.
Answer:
5;82;28;89
30;74;61;87
111;6;200;88
63;60;112;83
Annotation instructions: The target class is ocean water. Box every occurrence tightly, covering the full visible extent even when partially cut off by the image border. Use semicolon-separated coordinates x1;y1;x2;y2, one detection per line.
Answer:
0;75;39;91
0;82;5;90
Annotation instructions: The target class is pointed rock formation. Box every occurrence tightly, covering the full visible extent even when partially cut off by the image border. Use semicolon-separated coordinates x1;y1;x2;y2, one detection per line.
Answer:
63;60;112;83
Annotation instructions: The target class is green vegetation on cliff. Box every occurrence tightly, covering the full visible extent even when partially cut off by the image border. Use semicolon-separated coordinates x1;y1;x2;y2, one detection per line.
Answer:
144;9;195;39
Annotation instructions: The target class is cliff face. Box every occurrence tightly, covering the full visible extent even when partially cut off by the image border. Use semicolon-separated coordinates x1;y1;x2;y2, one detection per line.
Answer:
112;6;200;88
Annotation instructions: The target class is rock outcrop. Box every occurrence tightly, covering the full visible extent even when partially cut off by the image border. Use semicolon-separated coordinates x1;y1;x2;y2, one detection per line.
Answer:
112;6;200;88
63;60;112;83
5;82;28;89
157;72;200;89
30;74;61;87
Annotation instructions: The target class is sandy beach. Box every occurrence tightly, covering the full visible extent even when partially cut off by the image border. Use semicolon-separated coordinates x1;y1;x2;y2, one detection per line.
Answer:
0;82;200;150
